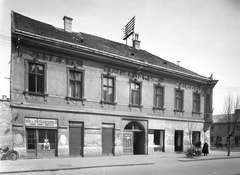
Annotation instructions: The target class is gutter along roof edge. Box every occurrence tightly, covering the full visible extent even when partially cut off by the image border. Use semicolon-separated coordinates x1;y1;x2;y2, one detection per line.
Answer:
14;29;210;83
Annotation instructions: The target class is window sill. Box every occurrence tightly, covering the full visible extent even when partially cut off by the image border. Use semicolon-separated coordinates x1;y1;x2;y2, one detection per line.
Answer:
174;109;185;113
192;111;202;115
23;91;49;101
129;104;143;109
101;101;117;107
153;107;166;113
66;96;86;105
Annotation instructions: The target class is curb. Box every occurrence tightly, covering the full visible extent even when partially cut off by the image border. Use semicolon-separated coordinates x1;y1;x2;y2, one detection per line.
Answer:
178;156;240;162
0;162;155;174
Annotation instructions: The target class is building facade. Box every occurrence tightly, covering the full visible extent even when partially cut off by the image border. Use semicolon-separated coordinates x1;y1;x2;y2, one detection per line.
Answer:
0;97;12;150
211;114;240;148
10;11;218;158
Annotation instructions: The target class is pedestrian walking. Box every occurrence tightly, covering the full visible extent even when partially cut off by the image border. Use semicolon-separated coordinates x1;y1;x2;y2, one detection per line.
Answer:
202;142;209;156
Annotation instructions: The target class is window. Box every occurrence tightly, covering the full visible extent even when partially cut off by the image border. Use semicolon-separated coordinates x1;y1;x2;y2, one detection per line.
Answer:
192;131;201;147
102;76;115;103
175;89;184;111
206;94;211;113
154;85;164;109
24;60;48;100
67;69;85;102
28;62;44;93
193;93;200;113
130;81;142;107
69;70;82;98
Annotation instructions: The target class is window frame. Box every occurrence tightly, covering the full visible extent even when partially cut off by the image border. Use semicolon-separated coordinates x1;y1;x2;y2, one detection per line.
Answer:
66;68;86;103
101;74;117;106
174;88;184;112
205;94;211;113
153;85;165;111
23;59;48;100
192;92;201;114
129;80;143;108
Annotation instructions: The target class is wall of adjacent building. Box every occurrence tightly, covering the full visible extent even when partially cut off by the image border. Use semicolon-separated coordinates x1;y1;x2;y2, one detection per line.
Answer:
0;99;12;149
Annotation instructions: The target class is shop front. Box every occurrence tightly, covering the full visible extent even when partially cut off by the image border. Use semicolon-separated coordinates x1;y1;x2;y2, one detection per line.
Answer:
25;117;58;158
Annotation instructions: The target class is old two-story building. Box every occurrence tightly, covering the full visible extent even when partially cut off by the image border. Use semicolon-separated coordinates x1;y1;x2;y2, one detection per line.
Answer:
10;11;218;158
210;114;240;148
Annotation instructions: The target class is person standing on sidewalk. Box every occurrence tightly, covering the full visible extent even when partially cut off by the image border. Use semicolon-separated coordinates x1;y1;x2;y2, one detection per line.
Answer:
202;142;209;156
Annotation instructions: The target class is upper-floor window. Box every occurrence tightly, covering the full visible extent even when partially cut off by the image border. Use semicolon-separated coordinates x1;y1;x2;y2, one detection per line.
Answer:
28;62;45;93
130;81;142;107
102;76;115;103
24;60;48;100
175;89;184;111
154;85;164;109
193;93;200;113
69;69;83;98
206;94;211;113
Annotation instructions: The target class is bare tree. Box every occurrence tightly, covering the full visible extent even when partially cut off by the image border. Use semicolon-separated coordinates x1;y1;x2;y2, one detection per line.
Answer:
222;95;240;156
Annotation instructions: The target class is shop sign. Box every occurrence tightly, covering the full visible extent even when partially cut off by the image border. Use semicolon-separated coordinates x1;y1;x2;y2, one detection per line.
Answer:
25;118;57;128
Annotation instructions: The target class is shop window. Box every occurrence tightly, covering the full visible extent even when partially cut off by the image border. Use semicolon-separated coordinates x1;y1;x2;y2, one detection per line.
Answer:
153;130;165;152
153;85;164;110
38;129;56;150
193;93;201;114
192;131;201;147
175;89;184;112
101;75;117;105
27;129;36;150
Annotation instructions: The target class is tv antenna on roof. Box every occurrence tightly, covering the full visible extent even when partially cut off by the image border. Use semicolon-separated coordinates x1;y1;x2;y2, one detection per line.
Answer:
123;16;135;45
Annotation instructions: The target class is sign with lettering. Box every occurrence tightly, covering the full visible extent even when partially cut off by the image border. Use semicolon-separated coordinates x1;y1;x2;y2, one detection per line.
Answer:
25;118;58;128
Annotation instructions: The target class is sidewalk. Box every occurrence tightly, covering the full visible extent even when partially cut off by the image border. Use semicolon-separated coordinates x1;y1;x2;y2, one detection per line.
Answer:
0;150;240;174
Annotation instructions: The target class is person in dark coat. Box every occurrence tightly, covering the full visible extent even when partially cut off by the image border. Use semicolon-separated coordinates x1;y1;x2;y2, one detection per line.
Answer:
202;142;209;156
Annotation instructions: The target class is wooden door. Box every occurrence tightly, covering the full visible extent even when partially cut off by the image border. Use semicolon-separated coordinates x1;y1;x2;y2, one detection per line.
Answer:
123;132;133;155
102;126;114;155
69;122;83;156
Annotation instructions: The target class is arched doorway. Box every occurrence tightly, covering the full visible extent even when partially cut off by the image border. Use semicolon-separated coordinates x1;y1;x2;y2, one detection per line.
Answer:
123;121;145;155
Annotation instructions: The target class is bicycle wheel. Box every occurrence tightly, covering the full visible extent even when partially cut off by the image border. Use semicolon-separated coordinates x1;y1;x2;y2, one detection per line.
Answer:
11;151;19;160
10;152;18;160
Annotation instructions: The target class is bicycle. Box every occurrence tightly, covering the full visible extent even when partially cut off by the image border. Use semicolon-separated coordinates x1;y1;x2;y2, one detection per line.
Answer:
0;147;19;160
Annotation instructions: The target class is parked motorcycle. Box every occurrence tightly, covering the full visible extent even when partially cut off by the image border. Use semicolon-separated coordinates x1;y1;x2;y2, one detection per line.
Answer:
0;147;19;160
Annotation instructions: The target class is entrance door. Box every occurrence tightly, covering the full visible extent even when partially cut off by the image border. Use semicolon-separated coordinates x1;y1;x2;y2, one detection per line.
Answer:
69;122;83;157
175;130;183;152
123;122;145;155
123;132;133;155
27;129;37;158
102;124;114;155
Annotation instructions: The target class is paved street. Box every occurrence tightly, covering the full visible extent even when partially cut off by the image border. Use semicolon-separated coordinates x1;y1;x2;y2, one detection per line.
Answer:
8;157;240;175
0;149;240;175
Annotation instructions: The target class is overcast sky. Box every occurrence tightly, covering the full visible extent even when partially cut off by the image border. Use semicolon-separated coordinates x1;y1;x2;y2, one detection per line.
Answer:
1;0;240;115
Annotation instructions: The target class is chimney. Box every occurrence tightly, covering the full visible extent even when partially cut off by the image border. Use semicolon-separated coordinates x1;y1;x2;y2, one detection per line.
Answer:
63;16;73;32
2;95;7;100
133;33;141;50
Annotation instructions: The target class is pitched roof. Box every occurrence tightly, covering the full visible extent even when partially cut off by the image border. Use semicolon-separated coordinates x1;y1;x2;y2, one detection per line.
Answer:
12;11;208;80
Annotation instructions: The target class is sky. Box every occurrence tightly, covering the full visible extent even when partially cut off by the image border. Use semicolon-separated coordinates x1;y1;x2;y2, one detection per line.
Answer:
1;0;240;115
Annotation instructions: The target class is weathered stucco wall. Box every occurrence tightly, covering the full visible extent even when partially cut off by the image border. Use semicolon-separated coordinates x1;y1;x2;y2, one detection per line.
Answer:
0;100;12;149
